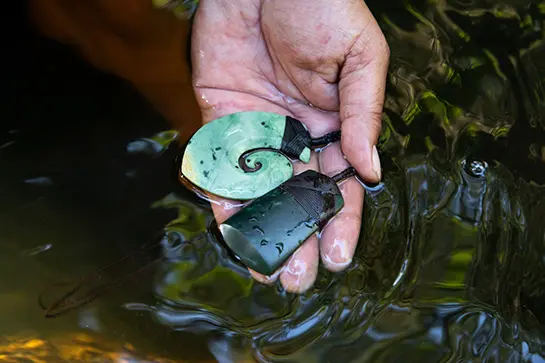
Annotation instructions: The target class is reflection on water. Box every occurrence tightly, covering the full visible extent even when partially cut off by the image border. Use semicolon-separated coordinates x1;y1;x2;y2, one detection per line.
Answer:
0;333;179;362
4;0;545;362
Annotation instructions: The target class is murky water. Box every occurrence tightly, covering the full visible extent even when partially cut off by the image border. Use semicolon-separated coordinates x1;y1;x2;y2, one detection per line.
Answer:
3;0;545;362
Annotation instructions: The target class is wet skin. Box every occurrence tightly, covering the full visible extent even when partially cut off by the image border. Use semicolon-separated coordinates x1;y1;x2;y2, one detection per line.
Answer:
192;0;389;292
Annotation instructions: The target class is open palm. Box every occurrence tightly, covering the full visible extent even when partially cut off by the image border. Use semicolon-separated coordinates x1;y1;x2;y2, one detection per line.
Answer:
191;0;389;293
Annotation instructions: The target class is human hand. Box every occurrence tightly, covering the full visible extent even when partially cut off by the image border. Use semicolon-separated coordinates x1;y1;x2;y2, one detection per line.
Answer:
191;0;389;293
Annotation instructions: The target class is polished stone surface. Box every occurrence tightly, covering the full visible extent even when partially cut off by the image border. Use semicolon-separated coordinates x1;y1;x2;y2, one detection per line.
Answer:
181;111;311;200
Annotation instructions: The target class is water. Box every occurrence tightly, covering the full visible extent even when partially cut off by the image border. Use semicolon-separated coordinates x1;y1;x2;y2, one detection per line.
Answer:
3;0;545;361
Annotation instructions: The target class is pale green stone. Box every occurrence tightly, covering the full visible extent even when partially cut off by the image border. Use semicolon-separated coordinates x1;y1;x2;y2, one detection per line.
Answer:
300;148;311;164
181;111;311;200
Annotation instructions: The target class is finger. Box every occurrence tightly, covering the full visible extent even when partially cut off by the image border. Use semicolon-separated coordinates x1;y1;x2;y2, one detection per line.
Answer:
338;6;389;183
248;152;320;288
248;266;284;285
277;153;321;292
279;235;319;293
210;197;242;224
318;142;363;272
284;99;340;137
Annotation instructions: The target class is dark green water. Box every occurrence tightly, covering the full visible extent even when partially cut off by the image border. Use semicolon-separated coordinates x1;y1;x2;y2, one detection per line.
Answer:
3;0;545;362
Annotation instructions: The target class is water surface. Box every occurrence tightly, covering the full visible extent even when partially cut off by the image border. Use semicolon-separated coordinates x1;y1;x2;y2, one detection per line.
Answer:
3;0;545;362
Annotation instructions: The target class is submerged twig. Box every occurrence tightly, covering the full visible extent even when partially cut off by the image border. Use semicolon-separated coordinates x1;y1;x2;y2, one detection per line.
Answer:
38;236;165;318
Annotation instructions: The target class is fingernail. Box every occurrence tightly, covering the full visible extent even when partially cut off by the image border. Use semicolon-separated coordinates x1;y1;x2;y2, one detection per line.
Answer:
324;238;352;269
265;267;284;282
250;266;282;283
372;145;382;180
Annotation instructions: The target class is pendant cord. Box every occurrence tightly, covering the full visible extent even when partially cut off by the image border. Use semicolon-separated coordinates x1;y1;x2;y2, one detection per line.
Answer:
332;167;358;183
311;130;341;147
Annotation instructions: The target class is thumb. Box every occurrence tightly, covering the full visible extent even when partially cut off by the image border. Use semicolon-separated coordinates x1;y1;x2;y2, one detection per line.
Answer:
338;18;389;183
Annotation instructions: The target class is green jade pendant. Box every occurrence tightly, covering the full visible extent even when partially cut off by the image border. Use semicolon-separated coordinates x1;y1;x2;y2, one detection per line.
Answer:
181;111;340;200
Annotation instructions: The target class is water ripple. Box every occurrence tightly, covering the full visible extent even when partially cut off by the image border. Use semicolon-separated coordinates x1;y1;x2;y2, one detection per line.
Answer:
123;0;545;361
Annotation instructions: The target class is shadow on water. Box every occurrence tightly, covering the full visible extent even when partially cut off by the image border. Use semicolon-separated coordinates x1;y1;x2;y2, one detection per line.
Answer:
3;0;545;362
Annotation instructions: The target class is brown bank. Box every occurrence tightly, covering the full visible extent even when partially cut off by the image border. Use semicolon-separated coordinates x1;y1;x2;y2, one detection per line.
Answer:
28;0;202;141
